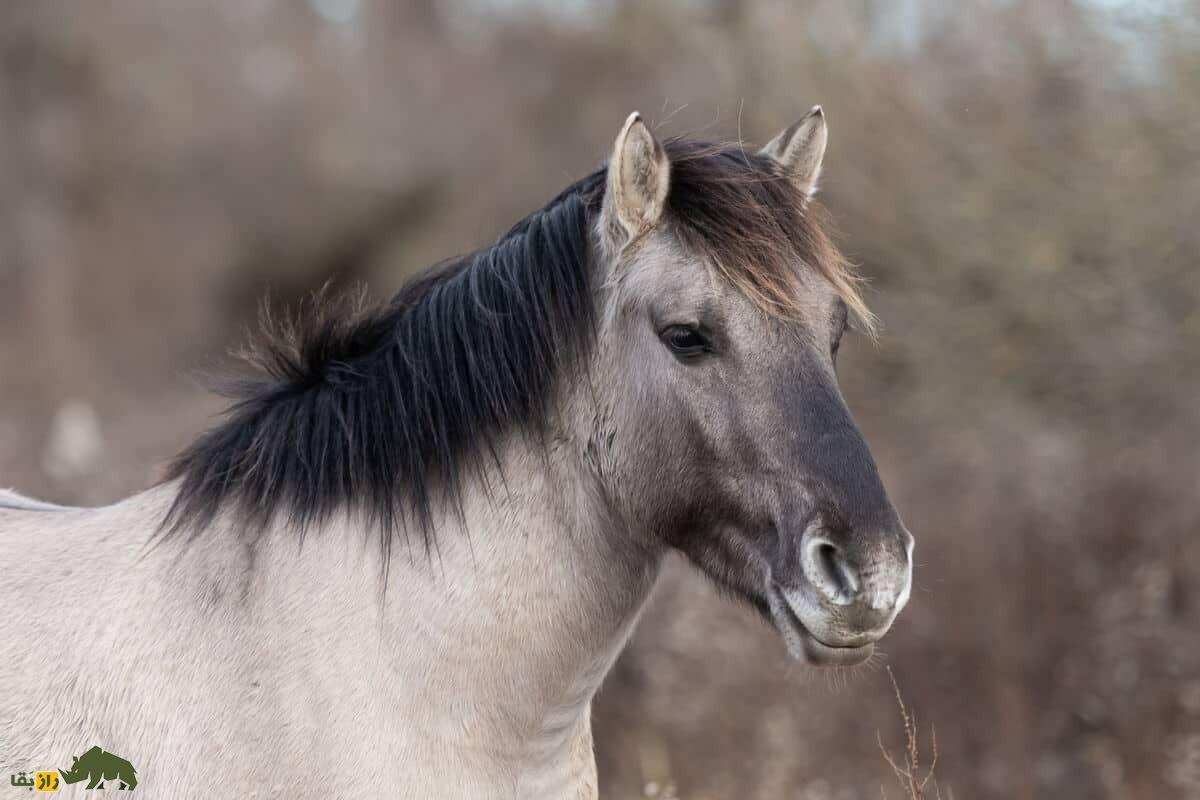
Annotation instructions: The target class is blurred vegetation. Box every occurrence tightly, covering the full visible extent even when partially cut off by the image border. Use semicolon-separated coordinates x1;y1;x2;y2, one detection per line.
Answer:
2;1;1198;797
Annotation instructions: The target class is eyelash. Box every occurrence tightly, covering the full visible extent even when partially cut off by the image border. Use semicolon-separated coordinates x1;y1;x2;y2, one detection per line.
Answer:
660;325;711;358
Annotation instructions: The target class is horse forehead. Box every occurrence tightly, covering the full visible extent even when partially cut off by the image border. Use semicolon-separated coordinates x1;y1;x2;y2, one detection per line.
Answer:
617;228;842;330
617;233;724;307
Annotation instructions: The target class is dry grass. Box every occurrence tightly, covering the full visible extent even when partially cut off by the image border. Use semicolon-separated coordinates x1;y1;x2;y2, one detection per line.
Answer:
878;667;949;800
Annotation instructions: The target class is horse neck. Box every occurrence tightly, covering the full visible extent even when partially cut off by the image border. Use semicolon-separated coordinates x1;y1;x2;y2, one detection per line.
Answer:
228;428;661;767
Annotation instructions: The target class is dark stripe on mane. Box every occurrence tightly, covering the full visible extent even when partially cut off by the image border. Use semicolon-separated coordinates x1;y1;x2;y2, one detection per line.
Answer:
162;138;867;554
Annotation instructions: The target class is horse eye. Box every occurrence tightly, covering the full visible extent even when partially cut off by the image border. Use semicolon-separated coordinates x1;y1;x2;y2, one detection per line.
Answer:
661;325;710;358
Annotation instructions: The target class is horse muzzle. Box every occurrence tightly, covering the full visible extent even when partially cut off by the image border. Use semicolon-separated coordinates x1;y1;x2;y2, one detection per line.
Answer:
768;524;913;665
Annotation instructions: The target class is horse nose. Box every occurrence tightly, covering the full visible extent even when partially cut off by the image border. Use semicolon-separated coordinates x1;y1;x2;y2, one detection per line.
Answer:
802;536;861;606
801;528;912;629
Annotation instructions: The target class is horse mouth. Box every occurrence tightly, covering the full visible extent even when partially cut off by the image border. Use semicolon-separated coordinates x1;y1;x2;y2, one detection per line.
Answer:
767;585;875;667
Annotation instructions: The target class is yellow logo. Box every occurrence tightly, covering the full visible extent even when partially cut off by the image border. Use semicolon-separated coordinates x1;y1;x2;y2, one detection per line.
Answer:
34;772;60;793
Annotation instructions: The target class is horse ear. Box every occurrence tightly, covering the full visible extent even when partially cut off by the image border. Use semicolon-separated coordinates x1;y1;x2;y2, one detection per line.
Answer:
604;112;671;247
760;105;828;199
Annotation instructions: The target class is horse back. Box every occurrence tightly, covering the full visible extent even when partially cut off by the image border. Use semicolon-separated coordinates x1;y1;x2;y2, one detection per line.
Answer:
0;489;76;513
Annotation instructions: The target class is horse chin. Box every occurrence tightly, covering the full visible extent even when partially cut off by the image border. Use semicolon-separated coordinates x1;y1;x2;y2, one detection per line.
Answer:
766;585;875;667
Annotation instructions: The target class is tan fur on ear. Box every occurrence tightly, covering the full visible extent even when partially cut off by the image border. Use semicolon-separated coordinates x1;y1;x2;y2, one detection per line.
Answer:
760;105;828;198
605;112;671;247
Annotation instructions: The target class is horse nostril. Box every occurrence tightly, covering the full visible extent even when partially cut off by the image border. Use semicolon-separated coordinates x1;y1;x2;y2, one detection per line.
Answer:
805;538;861;605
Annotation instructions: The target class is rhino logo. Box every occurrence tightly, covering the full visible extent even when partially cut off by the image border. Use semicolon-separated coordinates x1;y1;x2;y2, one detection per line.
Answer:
58;746;138;791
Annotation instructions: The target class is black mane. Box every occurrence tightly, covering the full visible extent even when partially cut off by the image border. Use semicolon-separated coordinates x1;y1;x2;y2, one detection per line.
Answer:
164;171;604;555
163;139;861;555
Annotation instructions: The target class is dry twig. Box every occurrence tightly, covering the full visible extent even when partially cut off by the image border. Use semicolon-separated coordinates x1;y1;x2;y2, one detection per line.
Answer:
877;666;947;800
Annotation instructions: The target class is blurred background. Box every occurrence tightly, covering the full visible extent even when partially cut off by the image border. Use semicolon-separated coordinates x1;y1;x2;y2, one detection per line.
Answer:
2;0;1198;797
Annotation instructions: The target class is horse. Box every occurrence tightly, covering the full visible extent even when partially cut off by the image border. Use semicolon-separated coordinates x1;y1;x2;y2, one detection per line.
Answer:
0;108;913;799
